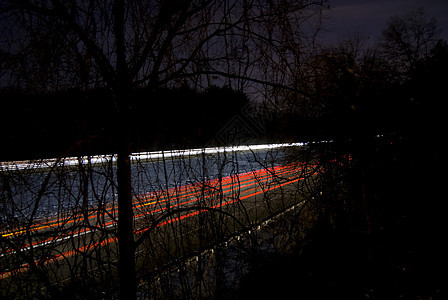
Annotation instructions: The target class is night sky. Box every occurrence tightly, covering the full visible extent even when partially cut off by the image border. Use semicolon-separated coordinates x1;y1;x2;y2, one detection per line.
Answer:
321;0;448;44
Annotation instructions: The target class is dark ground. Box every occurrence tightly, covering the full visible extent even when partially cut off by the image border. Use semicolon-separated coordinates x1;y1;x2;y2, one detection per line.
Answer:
238;136;447;299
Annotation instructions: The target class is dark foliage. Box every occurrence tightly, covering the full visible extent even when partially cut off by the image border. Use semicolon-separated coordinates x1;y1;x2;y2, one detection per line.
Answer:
238;31;448;300
0;86;249;160
238;135;447;299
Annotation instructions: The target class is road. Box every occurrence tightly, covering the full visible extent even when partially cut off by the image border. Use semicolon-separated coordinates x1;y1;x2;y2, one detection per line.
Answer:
0;160;319;287
0;143;307;171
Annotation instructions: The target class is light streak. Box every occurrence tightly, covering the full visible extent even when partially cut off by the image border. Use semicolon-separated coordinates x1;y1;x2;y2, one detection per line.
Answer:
0;143;308;171
1;164;296;239
0;162;317;279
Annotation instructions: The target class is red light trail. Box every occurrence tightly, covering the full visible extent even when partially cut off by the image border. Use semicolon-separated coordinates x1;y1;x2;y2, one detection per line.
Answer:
0;162;318;280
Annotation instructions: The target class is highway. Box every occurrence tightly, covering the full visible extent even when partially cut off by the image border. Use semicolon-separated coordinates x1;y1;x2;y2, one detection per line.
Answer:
0;143;307;171
0;160;319;283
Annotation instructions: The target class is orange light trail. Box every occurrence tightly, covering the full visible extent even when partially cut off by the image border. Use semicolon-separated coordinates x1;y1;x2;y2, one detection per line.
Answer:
0;162;318;279
1;165;294;260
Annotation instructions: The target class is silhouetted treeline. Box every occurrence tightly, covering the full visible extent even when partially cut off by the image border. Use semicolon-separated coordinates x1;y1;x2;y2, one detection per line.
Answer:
272;38;448;152
2;35;447;162
0;86;250;160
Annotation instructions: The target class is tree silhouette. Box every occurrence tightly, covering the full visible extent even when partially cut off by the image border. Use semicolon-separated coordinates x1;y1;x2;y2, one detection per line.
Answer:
1;1;327;298
381;8;440;77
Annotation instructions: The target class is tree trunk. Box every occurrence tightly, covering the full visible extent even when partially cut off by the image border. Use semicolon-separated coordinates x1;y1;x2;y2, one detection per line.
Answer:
116;106;137;299
112;0;137;297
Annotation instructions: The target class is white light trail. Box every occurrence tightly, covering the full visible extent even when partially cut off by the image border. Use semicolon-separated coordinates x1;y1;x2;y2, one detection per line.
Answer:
0;142;309;171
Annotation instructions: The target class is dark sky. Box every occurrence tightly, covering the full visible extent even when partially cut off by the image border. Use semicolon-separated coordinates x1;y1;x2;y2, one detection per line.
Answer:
320;0;448;44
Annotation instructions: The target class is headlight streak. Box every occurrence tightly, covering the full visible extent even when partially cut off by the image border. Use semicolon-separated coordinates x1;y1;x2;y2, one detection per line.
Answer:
0;143;308;171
